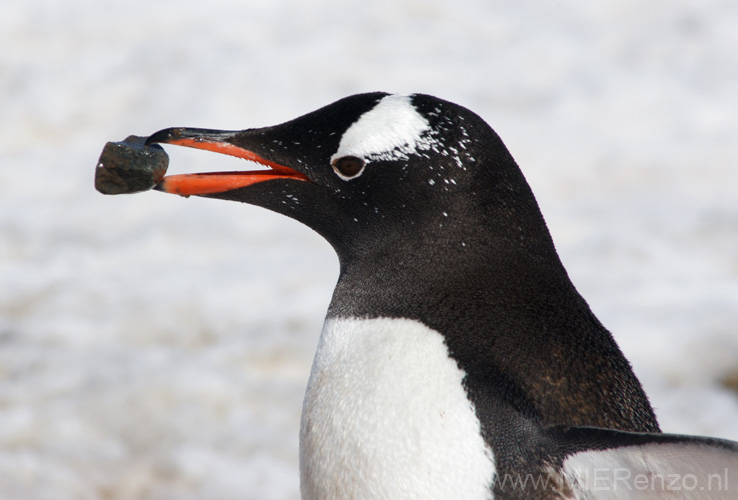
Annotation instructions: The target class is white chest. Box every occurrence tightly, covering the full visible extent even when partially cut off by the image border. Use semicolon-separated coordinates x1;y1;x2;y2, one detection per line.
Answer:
299;317;495;500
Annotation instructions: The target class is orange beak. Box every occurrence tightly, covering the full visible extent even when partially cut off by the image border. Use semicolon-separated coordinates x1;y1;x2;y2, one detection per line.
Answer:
146;128;310;197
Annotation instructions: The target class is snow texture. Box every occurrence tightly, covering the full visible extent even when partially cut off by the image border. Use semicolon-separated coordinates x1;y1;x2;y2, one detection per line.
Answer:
1;1;737;499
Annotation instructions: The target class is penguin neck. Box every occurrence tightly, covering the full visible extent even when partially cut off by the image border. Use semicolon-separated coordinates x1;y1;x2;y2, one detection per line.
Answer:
326;203;660;435
328;183;572;320
328;212;574;330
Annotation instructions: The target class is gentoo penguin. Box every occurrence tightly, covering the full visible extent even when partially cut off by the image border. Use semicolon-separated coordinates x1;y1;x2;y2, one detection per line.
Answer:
145;93;738;499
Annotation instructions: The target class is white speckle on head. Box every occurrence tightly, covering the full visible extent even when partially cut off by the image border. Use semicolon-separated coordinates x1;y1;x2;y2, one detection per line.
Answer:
331;94;434;169
300;317;496;500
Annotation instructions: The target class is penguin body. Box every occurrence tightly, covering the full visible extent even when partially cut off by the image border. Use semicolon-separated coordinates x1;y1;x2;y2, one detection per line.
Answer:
300;318;494;500
145;93;738;499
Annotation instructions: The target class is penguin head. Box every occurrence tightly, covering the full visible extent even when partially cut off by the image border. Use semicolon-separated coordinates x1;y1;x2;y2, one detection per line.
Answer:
148;93;538;259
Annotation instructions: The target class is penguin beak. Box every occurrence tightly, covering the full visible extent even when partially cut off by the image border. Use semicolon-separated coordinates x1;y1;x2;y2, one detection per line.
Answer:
146;127;310;197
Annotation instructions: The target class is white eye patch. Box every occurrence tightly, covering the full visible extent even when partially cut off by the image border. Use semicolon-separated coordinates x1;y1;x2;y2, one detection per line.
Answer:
330;95;432;171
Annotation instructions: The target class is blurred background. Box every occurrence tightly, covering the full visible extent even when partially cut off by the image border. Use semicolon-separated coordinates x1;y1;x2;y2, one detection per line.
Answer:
1;0;737;498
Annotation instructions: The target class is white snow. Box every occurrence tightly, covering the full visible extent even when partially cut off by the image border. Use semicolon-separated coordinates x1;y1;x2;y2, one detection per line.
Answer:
1;1;737;499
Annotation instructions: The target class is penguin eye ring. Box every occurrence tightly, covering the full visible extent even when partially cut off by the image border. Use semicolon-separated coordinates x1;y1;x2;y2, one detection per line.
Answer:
332;155;365;179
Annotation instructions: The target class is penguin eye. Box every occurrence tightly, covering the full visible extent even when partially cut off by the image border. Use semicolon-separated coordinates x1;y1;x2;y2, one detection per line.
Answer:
332;156;365;179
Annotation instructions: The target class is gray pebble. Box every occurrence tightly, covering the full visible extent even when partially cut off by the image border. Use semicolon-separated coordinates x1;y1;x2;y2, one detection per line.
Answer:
95;135;169;194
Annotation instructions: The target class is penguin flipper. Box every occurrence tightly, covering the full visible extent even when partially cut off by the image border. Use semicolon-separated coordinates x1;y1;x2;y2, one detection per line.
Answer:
546;425;738;499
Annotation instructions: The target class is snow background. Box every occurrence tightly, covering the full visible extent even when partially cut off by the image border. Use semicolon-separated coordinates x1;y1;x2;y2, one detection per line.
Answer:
2;0;737;498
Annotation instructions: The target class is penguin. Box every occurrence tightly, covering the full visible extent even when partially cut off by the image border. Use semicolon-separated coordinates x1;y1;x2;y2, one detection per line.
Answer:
145;93;738;499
